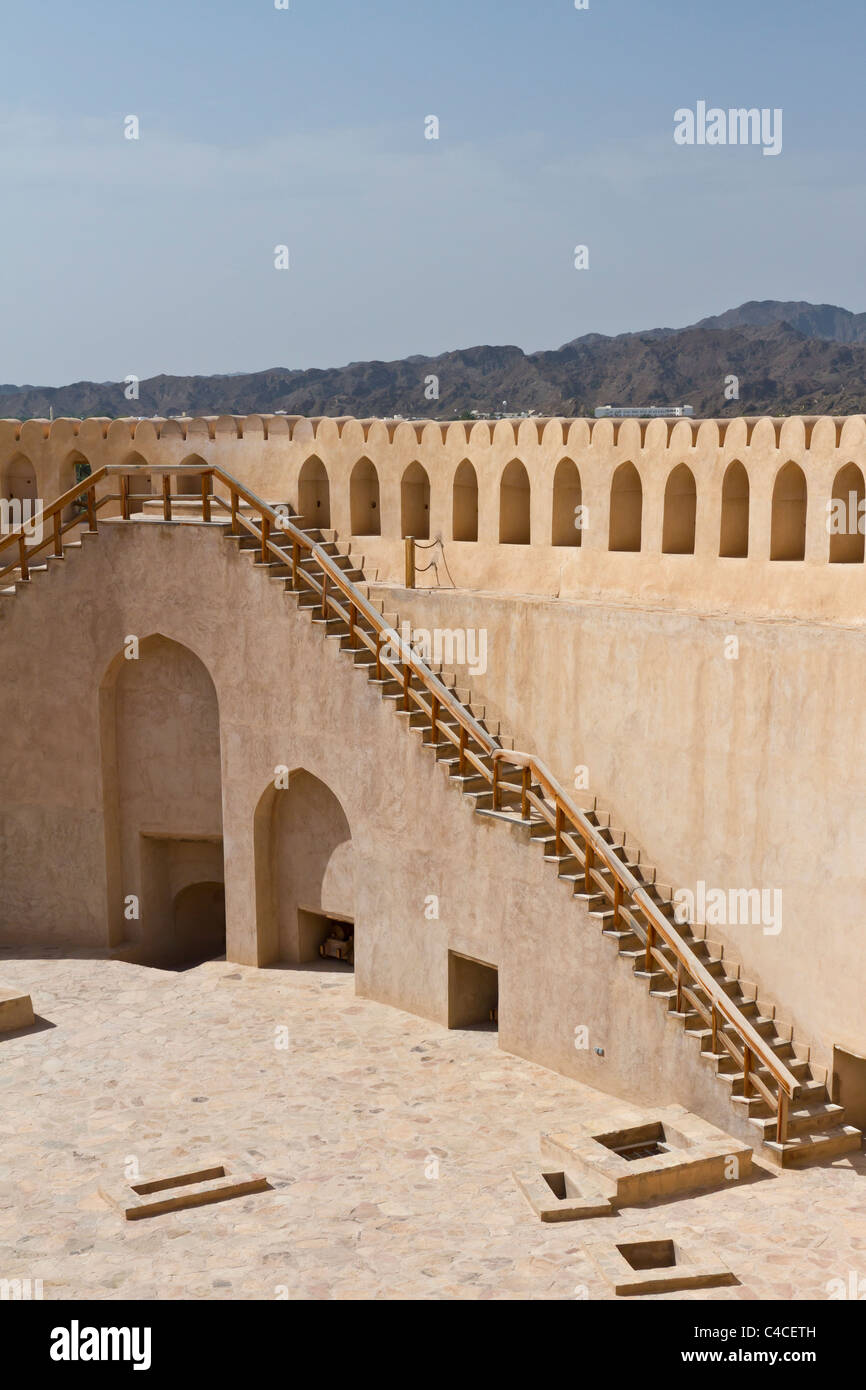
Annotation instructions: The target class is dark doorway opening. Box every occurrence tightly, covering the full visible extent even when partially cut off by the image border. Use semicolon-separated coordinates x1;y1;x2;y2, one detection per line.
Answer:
448;951;498;1030
165;881;226;971
833;1045;866;1131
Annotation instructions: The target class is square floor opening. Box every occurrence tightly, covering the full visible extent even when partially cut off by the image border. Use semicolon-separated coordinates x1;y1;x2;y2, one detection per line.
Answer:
596;1122;670;1161
617;1239;678;1271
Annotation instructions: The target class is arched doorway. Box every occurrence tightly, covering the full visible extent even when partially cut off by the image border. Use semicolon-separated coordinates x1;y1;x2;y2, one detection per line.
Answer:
177;454;207;497
99;635;224;963
829;463;865;564
770;461;807;561
452;460;478;541
719;460;750;558
60;451;92;524
350;458;381;536
499;459;530;544
401;462;431;540
298;456;331;529
120;452;152;515
254;769;354;965
609;462;642;552
1;454;37;504
662;463;697;554
551;458;582;547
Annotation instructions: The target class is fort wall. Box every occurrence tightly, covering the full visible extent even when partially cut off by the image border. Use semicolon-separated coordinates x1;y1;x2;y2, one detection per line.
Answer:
2;413;865;1072
0;519;755;1144
2;411;866;621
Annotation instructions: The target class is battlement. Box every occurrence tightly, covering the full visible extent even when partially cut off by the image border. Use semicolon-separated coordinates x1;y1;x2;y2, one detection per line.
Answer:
3;412;866;622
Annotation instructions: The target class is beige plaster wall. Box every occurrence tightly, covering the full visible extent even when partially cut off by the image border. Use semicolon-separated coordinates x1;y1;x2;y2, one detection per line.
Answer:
0;517;775;1147
382;581;866;1068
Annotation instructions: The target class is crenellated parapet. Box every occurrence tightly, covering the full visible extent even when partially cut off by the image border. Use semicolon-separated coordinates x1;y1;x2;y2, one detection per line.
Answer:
3;413;866;622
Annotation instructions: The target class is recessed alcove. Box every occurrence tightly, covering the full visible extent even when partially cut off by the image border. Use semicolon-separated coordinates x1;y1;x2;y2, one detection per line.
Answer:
447;951;498;1030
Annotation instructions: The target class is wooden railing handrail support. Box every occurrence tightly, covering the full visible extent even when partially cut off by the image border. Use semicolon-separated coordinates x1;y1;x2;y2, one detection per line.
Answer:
490;748;799;1104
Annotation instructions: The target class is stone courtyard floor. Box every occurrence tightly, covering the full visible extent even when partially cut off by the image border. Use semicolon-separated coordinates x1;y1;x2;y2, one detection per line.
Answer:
1;950;865;1301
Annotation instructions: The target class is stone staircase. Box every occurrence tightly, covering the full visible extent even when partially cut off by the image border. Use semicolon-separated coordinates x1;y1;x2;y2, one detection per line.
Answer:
1;488;861;1168
231;513;859;1169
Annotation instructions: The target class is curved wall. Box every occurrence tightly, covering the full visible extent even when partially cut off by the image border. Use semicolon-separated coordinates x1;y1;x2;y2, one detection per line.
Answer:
4;411;866;621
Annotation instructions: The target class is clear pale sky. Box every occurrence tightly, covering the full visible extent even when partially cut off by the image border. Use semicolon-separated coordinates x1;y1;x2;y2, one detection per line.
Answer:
1;0;863;384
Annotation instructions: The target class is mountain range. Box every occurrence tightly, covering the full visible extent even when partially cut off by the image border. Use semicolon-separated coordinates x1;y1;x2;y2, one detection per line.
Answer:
4;300;866;421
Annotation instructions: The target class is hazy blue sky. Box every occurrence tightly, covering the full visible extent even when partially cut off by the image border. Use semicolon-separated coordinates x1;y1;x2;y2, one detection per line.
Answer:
2;0;864;383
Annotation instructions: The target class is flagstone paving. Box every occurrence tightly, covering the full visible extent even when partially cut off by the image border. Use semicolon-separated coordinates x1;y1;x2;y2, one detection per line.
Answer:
1;950;864;1301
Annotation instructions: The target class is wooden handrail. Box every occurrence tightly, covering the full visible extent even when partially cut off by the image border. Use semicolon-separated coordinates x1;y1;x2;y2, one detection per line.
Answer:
0;460;798;1144
0;465;112;580
490;747;799;1132
180;469;500;763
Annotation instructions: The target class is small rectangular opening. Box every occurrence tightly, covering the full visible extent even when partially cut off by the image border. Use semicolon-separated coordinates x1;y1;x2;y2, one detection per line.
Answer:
542;1171;583;1201
298;909;354;969
447;951;498;1030
617;1239;677;1271
596;1121;668;1161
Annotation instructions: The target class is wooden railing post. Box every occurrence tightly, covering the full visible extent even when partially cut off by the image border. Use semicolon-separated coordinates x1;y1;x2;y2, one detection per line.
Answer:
644;921;655;974
675;959;684;1014
375;631;383;681
162;474;172;522
459;725;466;776
776;1089;788;1144
430;695;439;745
402;660;411;711
612;877;622;930
521;766;530;820
321;570;328;619
492;758;500;810
86;486;97;532
404;536;415;589
555;804;564;855
230;489;239;535
53;511;63;558
292;540;299;590
711;1005;718;1055
584;840;594;894
120;474;130;520
18;535;28;581
742;1046;752;1099
348;601;356;644
260;516;270;565
201;471;212;523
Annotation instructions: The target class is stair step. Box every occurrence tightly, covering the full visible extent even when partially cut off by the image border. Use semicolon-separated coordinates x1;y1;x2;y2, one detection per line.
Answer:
475;807;533;829
762;1124;862;1168
750;1102;846;1138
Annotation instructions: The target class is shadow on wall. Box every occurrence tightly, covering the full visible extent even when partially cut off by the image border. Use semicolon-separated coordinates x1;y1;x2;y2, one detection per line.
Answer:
168;881;226;970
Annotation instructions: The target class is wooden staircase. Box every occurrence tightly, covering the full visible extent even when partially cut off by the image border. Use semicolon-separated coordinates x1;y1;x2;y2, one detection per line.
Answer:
0;462;861;1168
